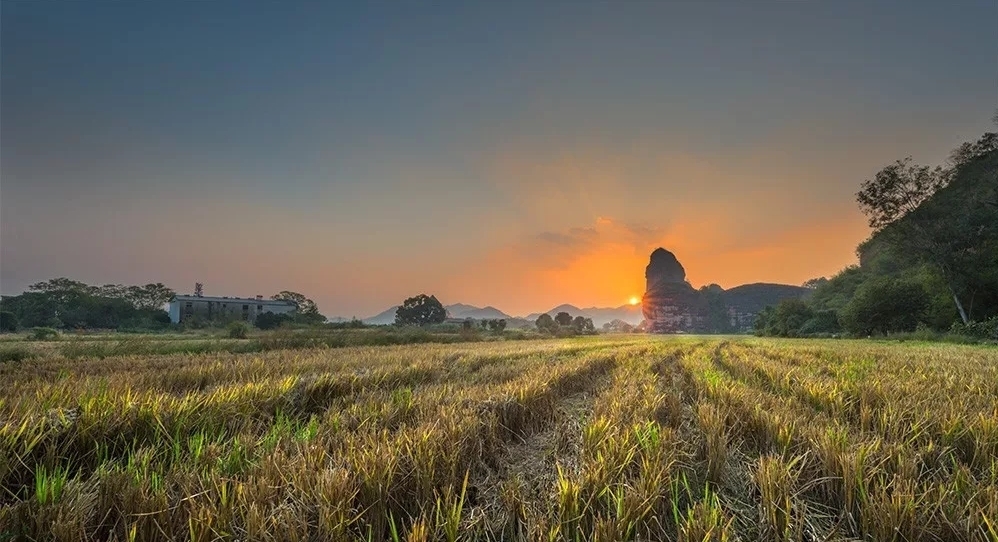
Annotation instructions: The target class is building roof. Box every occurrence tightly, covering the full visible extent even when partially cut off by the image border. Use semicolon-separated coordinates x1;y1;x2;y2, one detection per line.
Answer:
172;295;295;305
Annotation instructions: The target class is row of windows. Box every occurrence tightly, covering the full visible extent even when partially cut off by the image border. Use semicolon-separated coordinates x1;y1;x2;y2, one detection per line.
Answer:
183;302;265;310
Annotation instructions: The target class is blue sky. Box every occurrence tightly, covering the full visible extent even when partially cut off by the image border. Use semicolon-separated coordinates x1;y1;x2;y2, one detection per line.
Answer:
2;1;995;317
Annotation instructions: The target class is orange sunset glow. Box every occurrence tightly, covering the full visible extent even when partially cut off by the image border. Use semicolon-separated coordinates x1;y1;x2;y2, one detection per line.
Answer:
1;3;994;320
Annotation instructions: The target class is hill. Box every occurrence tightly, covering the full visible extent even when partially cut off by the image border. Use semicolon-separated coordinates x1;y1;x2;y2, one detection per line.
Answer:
361;306;399;325
445;304;511;320
722;283;812;315
779;137;998;338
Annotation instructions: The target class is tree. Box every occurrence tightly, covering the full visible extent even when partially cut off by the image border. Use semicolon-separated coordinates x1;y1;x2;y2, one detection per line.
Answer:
554;312;573;327
602;319;634;333
127;283;176;310
948;132;998;169
0;311;17;332
535;313;556;333
272;291;324;324
6;279;171;330
395;294;446;326
572;316;596;335
856;157;948;231
28;278;93;304
855;155;986;324
487;319;507;332
840;277;929;336
802;277;828;290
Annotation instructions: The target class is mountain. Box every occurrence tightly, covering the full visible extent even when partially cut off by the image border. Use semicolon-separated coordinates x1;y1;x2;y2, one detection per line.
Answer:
362;303;512;325
362;306;399;325
642;247;809;333
525;304;643;328
445;304;511;320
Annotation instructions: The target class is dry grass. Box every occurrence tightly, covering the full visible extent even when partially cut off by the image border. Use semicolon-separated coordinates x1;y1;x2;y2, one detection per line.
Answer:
0;335;996;541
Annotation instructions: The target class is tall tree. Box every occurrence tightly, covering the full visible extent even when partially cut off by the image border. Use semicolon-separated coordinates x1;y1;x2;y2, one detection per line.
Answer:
394;294;446;326
271;291;319;315
855;153;987;324
856;157;948;230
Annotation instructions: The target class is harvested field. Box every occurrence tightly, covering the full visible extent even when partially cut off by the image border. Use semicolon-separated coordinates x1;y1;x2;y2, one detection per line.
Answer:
2;336;997;541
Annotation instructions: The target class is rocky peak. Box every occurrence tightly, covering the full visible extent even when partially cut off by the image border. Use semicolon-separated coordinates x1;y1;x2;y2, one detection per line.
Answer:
645;247;687;292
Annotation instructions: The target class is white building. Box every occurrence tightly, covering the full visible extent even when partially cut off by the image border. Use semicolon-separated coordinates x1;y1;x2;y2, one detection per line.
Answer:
168;295;296;324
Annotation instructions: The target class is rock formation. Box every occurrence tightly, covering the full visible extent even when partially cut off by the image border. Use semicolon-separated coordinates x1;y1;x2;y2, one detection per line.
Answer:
641;247;809;333
641;248;709;332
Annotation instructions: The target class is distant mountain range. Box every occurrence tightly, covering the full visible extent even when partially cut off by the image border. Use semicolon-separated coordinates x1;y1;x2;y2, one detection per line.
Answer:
361;302;643;327
524;304;644;328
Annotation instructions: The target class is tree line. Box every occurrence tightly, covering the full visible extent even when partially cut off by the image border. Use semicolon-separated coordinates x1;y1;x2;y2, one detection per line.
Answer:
0;279;325;332
535;312;597;336
757;123;998;340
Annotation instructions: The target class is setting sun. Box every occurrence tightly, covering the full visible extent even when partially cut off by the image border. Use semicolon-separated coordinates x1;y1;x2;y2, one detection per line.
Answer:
629;296;640;306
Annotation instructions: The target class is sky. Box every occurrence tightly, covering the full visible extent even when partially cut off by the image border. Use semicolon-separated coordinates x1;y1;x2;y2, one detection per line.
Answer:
2;2;996;318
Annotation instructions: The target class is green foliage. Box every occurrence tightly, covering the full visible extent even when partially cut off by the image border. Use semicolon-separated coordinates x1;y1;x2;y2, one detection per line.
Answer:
857;142;998;324
29;327;60;341
602;319;635;333
856;156;948;230
271;290;325;324
0;310;17;332
755;299;813;337
325;317;367;330
796;130;998;339
949;317;998;341
255;311;290;330
485;319;507;333
535;313;556;333
554;312;574;327
571;315;597;335
840;277;929;336
798;309;841;336
810;266;866;312
701;284;733;333
394;294;447;326
227;321;250;339
2;278;173;330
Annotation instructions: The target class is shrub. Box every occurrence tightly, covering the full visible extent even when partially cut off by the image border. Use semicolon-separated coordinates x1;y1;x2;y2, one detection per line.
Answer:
840;277;929;336
227;321;250;339
950;317;998;340
29;327;60;341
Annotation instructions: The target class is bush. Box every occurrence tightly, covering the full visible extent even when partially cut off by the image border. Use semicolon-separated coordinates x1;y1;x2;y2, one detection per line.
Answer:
841;277;929;336
0;311;18;332
227;321;250;339
950;317;998;340
29;327;60;341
